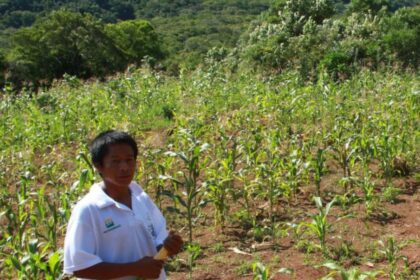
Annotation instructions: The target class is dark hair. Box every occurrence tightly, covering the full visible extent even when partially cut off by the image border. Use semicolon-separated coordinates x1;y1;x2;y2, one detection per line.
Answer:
90;130;138;166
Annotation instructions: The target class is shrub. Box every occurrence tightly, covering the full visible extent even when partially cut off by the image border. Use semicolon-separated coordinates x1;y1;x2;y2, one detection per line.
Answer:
319;51;354;81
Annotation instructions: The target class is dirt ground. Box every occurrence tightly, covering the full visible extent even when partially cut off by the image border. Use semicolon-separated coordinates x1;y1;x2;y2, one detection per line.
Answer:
165;176;419;280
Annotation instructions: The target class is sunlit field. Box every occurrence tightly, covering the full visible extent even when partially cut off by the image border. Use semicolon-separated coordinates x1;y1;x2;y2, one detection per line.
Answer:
1;67;418;279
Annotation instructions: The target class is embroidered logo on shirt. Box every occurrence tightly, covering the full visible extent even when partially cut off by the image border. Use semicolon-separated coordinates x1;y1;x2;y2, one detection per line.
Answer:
105;217;114;228
103;217;121;233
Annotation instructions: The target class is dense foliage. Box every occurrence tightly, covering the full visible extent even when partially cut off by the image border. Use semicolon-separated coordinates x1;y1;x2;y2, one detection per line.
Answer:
238;0;419;81
0;0;270;29
4;10;161;90
0;1;418;89
0;0;135;28
1;1;419;88
0;1;272;86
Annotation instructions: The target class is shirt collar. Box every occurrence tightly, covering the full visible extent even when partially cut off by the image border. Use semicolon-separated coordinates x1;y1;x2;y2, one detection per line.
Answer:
91;181;144;209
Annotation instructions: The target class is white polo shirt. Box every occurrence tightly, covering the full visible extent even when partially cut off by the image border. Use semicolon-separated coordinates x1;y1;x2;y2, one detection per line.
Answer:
63;181;168;280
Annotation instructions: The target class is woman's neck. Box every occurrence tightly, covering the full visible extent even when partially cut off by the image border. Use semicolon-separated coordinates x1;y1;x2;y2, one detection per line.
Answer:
103;183;132;209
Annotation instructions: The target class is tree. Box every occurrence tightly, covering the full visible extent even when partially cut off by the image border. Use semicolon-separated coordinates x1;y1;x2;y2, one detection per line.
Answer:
7;10;127;88
105;19;163;65
382;6;420;67
2;10;37;28
270;0;336;35
348;0;391;14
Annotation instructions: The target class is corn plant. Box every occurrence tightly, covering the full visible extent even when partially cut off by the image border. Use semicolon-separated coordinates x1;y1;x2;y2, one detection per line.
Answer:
205;130;240;230
328;116;360;193
378;237;412;280
186;242;201;280
356;127;375;173
205;172;231;231
6;239;63;279
312;148;326;197
44;198;60;250
280;147;310;202
141;148;174;208
320;261;382;280
255;158;283;227
358;176;377;217
239;122;263;167
163;127;210;244
253;261;269;280
247;130;288;238
235;168;259;221
299;196;336;256
376;128;399;182
333;137;359;193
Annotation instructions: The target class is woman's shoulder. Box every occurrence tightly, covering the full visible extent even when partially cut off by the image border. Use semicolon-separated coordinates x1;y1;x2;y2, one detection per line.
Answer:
69;182;104;220
129;181;148;197
129;182;158;207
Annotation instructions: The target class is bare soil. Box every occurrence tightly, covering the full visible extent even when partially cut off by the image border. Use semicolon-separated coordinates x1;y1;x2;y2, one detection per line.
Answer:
165;175;419;280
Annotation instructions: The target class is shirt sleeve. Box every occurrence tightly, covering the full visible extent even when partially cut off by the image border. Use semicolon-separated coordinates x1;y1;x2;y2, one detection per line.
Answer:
63;219;102;274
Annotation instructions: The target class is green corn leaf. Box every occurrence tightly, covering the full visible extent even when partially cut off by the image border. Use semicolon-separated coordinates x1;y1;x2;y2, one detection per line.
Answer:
9;255;22;270
322;261;342;270
165;206;182;214
313;196;323;209
325;197;336;216
48;251;61;274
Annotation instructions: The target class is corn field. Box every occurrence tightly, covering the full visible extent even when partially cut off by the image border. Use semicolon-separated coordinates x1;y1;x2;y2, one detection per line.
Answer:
1;67;419;279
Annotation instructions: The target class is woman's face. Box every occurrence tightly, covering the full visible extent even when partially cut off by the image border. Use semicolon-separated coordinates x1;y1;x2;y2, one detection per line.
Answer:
95;143;137;189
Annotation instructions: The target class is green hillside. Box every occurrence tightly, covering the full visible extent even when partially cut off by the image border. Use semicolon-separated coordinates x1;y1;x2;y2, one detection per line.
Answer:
0;0;270;69
1;0;419;89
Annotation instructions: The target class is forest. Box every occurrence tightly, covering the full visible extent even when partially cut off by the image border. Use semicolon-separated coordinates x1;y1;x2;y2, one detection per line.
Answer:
0;0;418;89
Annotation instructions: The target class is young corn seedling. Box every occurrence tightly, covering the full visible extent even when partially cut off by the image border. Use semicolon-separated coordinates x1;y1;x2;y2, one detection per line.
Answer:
240;124;263;167
327;117;360;193
320;261;382;280
358;175;377;217
333;137;359;193
299;196;336;257
205;130;240;230
253;261;269;280
376;129;399;183
142;148;174;208
378;236;412;280
186;242;201;280
255;150;284;235
235;168;259;221
357;127;375;173
280;148;309;202
45;198;59;250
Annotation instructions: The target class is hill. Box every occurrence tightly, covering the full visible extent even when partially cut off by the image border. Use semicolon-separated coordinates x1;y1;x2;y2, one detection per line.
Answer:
0;0;270;68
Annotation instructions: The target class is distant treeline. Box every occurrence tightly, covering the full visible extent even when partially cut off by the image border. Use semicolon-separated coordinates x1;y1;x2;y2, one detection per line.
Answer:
0;0;270;29
0;0;271;59
1;10;162;90
235;0;419;81
0;0;419;90
0;0;271;89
